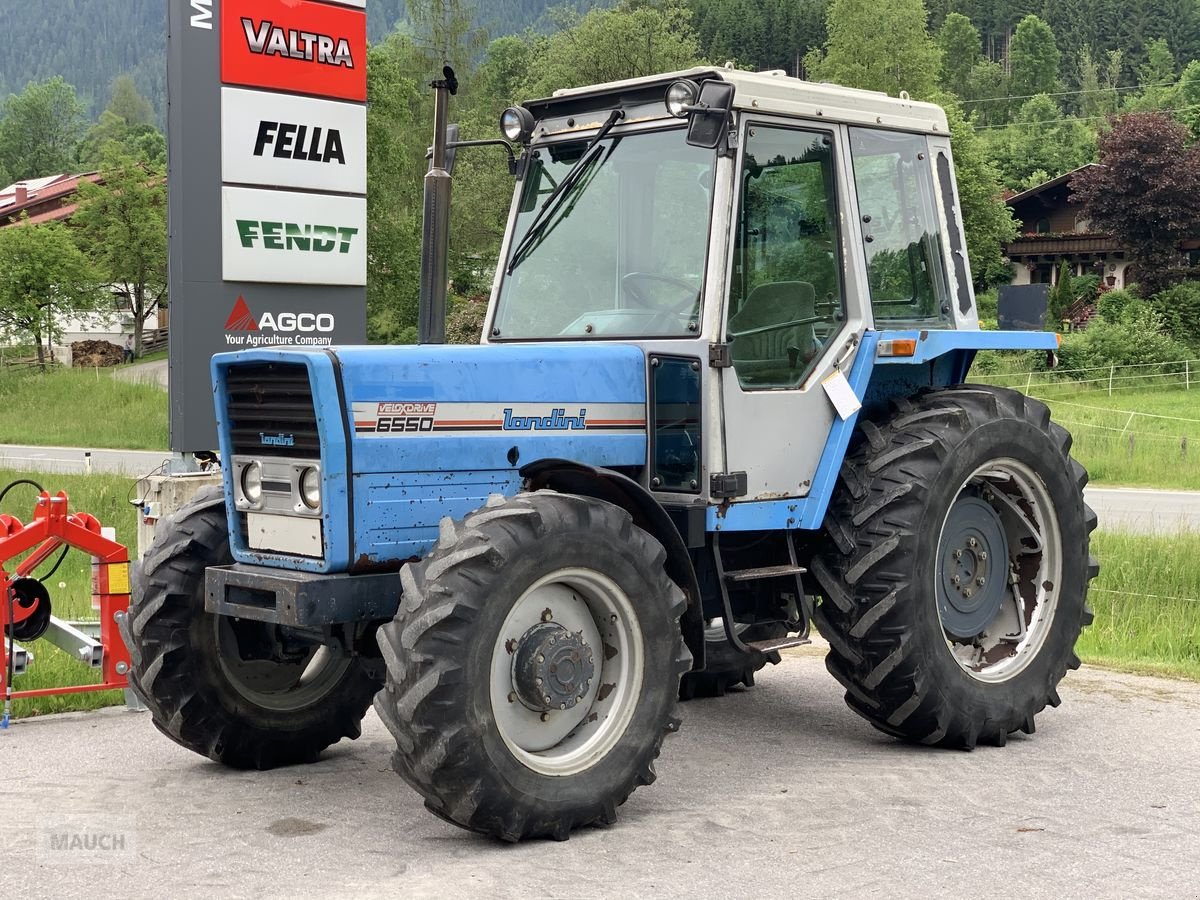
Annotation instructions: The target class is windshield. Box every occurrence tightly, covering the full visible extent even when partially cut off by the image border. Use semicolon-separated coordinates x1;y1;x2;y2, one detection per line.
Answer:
492;128;717;340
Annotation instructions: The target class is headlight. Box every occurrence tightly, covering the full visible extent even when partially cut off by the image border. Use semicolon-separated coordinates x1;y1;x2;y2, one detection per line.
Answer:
241;461;263;504
500;106;535;143
666;79;699;118
300;467;321;511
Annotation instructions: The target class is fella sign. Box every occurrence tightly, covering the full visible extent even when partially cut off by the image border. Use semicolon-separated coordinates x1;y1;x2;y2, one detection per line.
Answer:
221;87;366;193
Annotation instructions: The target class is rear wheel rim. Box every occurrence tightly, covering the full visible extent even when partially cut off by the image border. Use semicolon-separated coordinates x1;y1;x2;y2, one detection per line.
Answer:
215;618;351;712
934;458;1063;683
489;568;644;776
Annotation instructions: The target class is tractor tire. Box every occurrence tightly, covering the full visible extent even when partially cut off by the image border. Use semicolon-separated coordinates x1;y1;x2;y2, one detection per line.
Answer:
374;491;691;842
123;486;382;769
812;386;1097;749
678;622;786;700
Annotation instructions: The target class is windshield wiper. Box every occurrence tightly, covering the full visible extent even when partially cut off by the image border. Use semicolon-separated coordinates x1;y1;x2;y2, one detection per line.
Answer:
506;109;625;276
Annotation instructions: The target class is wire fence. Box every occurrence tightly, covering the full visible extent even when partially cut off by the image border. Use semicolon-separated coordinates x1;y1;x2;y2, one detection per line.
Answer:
975;358;1200;397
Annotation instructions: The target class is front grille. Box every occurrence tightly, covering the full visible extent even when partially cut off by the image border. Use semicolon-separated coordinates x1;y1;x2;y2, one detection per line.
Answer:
225;362;320;458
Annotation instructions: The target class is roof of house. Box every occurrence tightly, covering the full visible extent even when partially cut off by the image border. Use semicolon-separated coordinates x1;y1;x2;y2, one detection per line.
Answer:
0;172;104;225
1005;164;1099;208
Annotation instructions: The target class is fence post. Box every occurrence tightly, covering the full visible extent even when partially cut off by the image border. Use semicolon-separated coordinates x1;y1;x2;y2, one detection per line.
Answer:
1188;360;1191;391
1126;433;1135;458
1108;364;1115;397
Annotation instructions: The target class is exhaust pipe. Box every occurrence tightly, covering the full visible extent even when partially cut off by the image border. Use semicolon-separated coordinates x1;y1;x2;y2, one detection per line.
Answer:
417;66;458;345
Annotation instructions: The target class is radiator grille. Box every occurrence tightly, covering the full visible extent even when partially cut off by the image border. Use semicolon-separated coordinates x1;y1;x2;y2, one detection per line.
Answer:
224;362;320;458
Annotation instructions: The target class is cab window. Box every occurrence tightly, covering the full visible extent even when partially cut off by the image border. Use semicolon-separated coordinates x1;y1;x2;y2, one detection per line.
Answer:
849;128;951;324
727;124;846;390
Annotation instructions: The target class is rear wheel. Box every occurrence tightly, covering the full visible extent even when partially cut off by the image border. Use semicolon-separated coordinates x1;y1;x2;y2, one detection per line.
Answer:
374;491;690;841
812;387;1097;748
123;487;382;768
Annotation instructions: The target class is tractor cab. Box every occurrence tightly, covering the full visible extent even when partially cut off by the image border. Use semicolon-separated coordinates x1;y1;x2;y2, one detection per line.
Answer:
486;67;977;506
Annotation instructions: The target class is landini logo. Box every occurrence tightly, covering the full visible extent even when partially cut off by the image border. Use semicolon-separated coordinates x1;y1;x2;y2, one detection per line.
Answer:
224;296;335;348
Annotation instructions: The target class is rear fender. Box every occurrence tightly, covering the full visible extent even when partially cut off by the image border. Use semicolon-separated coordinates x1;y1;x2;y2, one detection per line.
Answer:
521;459;704;670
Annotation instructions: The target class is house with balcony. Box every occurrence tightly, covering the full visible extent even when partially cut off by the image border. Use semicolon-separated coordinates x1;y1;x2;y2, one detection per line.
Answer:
1004;164;1135;290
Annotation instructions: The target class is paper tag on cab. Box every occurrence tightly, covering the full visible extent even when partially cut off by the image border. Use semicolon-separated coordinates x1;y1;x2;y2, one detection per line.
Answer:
821;369;862;421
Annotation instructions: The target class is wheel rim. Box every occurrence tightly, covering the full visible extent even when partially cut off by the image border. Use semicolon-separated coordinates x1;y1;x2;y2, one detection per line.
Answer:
934;458;1063;683
215;617;351;712
489;568;645;776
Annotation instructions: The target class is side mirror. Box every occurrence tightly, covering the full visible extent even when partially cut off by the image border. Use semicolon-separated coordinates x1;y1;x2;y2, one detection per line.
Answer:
685;81;735;150
444;124;460;175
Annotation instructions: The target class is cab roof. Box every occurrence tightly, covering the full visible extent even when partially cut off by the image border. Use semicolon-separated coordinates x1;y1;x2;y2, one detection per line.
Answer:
535;66;949;136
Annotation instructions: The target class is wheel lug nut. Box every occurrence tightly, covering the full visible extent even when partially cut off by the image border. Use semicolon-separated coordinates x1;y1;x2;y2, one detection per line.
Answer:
541;609;553;622
954;549;963;560
540;712;550;722
559;703;566;710
952;575;961;586
979;551;987;561
964;589;973;598
543;695;552;704
537;654;545;663
967;537;978;548
507;691;517;703
535;677;543;686
977;577;986;586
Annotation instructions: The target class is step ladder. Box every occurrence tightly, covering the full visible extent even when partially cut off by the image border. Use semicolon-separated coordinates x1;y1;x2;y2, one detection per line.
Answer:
711;531;812;655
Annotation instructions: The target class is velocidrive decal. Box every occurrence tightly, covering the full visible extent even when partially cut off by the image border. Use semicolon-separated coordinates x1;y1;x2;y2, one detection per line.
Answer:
351;402;646;436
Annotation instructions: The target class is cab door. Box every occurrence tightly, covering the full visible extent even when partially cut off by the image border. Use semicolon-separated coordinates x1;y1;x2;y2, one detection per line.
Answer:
717;119;867;501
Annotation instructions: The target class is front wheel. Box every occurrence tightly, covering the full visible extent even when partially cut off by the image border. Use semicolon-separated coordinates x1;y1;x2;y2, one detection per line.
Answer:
812;386;1098;749
374;491;690;841
123;487;382;768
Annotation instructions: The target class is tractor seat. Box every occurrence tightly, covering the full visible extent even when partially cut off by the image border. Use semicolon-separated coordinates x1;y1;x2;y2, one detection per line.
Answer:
728;281;818;382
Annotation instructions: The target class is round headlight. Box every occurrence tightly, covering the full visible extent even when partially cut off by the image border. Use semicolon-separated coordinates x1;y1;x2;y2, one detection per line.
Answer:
666;80;699;118
500;106;534;143
300;467;321;511
241;461;263;504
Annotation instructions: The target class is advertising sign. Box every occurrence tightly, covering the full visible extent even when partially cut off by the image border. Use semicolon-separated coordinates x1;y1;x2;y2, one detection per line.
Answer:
221;0;367;102
221;186;367;285
221;87;367;193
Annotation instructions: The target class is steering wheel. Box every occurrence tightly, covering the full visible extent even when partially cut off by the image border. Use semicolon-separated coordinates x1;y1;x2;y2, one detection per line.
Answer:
621;272;700;315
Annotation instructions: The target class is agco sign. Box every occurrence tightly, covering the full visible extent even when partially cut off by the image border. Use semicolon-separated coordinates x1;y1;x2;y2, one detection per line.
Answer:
224;296;336;348
221;0;367;102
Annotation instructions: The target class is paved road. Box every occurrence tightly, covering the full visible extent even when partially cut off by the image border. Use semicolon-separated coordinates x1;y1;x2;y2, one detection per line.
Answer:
0;443;1194;537
112;358;168;390
0;444;171;477
1084;486;1200;534
1;650;1196;899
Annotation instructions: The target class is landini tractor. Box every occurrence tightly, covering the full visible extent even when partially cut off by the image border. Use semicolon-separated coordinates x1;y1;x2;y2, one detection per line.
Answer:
126;67;1097;841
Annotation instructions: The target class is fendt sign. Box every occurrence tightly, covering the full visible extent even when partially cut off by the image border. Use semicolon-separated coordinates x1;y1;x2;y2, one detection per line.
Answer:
168;0;368;451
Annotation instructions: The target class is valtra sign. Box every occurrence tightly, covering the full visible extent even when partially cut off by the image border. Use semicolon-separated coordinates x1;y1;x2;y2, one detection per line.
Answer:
221;0;367;102
221;87;366;193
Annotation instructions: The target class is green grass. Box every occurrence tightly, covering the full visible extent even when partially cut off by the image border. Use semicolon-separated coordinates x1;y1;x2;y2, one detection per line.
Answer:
2;470;140;716
0;367;167;450
1080;530;1200;680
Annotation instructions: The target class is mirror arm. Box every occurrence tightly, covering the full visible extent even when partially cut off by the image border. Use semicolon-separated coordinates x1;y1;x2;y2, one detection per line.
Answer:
426;138;523;175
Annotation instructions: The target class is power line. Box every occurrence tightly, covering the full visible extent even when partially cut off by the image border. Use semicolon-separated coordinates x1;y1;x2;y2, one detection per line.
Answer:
960;77;1186;107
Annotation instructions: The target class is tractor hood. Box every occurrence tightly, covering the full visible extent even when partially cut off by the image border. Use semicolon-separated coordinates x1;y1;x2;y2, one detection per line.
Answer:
212;343;648;571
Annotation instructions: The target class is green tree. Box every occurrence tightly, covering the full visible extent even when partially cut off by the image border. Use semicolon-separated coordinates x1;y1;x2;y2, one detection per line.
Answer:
0;77;86;180
806;0;941;98
71;147;167;357
1077;47;1120;119
963;58;1009;126
937;13;981;98
1008;15;1060;102
1124;38;1177;111
984;94;1096;187
0;220;100;367
522;1;704;97
107;75;154;127
942;100;1019;288
1173;59;1200;139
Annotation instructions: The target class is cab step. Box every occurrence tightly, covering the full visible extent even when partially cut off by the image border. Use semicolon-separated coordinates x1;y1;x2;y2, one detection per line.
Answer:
746;634;812;653
725;564;807;583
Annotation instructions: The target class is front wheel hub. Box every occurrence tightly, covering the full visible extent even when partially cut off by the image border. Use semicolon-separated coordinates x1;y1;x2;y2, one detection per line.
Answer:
512;622;595;711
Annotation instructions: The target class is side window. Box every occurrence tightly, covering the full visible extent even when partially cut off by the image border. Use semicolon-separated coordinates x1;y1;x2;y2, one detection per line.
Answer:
727;125;846;390
849;129;951;324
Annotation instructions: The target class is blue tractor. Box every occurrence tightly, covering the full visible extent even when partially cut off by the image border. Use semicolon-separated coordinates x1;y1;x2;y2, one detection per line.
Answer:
126;68;1097;841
